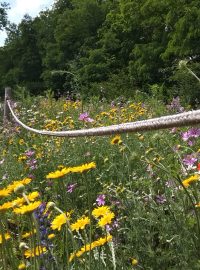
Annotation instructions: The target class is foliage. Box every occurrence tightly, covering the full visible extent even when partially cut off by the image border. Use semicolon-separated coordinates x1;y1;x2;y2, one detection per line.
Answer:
0;1;9;30
0;0;200;104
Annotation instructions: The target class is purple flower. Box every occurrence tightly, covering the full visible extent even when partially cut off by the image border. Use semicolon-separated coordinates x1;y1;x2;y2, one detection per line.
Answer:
182;154;197;170
181;131;190;141
188;128;200;138
170;127;177;133
155;194;166;204
106;220;119;232
181;128;200;144
78;112;94;123
25;149;35;157
96;194;106;206
28;174;35;179
112;220;119;228
27;159;37;166
188;140;194;146
167;97;184;113
27;159;37;170
66;183;77;193
106;225;112;232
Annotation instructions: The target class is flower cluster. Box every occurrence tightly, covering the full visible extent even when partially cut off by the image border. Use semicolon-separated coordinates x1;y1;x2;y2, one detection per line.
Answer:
69;234;113;262
46;161;96;179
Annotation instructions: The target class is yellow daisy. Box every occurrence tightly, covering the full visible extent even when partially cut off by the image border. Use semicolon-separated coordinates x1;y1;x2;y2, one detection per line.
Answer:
182;174;199;188
48;234;55;240
22;229;36;239
12;197;25;207
69;235;112;262
7;178;32;193
0;201;13;212
70;162;96;174
92;206;111;218
51;212;71;231
13;201;41;215
71;216;90;232
110;135;122;145
12;191;40;208
92;234;113;248
98;212;115;227
46;167;70;179
0;188;11;198
27;191;40;201
0;233;11;244
24;246;47;258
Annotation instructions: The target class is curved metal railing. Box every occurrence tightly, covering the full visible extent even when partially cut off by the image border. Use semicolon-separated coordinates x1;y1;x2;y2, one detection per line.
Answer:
6;99;200;137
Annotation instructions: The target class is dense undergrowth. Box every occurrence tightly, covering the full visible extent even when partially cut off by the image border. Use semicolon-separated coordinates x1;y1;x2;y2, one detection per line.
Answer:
0;95;200;270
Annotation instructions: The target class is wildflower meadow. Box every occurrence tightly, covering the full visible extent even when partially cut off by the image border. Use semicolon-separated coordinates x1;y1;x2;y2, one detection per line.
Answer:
0;94;200;270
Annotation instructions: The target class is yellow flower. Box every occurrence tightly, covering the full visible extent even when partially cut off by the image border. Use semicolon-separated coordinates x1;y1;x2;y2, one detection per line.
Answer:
98;212;115;227
92;206;111;218
46;167;70;179
27;191;40;201
13;201;41;215
182;174;199;188
51;212;71;231
7;178;32;193
18;155;27;162
69;235;113;262
92;235;113;248
0;201;13;212
12;197;25;207
18;263;26;269
70;162;96;173
19;139;25;145
0;188;11;198
195;203;200;208
71;216;90;231
110;135;122;145
0;233;11;244
12;192;39;208
22;229;36;239
46;162;96;178
48;234;55;239
69;253;76;262
131;258;138;266
24;246;47;258
18;263;26;270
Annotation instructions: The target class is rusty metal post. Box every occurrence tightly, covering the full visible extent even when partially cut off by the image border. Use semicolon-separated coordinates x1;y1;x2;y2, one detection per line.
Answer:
3;87;11;126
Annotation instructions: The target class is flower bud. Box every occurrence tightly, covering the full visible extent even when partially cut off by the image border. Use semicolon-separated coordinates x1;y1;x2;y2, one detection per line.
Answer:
14;184;25;194
46;202;56;210
19;242;29;250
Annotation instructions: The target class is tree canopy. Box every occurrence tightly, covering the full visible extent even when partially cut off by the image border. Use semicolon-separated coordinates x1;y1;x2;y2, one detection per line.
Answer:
0;0;199;103
0;1;9;30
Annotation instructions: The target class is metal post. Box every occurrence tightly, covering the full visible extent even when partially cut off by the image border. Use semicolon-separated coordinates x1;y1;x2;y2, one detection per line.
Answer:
3;87;11;126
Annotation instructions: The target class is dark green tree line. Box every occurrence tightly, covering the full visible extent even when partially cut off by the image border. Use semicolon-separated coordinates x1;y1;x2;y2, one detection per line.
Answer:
0;0;199;103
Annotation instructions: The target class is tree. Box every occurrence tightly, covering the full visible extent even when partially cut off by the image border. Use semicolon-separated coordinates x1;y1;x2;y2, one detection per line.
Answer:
0;1;9;30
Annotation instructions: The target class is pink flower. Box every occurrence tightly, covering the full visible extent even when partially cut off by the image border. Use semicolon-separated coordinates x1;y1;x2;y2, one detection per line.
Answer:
96;194;106;206
78;112;94;123
66;183;77;193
